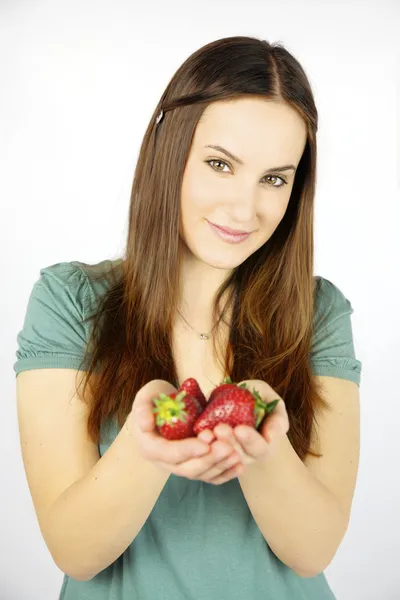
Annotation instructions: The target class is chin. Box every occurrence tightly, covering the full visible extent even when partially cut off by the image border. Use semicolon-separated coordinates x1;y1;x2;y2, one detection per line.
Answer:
197;250;247;270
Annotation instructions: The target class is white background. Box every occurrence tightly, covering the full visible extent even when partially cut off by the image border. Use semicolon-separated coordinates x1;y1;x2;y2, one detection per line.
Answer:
1;1;399;598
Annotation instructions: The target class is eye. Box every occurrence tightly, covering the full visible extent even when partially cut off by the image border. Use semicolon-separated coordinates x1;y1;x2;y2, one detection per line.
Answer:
264;174;288;188
205;159;288;188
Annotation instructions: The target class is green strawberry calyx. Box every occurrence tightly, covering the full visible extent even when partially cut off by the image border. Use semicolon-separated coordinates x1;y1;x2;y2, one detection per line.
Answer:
233;382;280;429
151;390;189;427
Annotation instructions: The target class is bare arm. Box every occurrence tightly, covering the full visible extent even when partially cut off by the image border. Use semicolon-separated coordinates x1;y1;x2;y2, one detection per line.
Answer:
17;371;219;582
45;419;169;581
16;370;171;582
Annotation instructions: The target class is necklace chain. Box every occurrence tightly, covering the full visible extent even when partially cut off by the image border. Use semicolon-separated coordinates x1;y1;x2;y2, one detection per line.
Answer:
177;308;220;340
176;307;230;388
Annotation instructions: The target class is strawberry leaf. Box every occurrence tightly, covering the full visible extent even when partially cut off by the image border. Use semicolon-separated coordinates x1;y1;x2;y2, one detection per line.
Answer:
265;398;280;413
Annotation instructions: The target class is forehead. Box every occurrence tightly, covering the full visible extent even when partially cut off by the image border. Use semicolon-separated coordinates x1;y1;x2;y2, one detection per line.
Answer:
194;97;307;161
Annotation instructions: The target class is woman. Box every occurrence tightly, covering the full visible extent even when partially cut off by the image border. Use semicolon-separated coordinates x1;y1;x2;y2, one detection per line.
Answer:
15;35;362;599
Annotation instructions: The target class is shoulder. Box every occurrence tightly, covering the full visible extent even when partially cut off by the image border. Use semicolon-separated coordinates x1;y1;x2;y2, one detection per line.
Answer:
313;275;354;327
310;275;362;386
13;258;124;376
72;258;124;306
26;261;90;317
35;258;124;313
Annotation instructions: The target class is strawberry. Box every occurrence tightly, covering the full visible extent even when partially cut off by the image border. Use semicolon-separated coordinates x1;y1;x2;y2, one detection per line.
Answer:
207;376;237;405
193;381;279;434
178;377;207;410
151;389;203;440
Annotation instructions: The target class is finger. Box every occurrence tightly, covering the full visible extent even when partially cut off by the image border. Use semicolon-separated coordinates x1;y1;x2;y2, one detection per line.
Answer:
133;380;211;460
132;380;209;463
163;455;243;485
207;462;244;485
237;380;289;436
141;427;211;465
270;395;289;428
233;425;269;459
200;449;242;481
263;402;289;439
174;439;236;478
213;424;247;460
197;429;215;444
134;379;177;432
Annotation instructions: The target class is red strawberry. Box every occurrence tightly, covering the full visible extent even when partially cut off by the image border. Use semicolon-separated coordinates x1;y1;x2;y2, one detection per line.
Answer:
207;376;237;405
179;377;207;410
193;381;279;434
151;389;203;440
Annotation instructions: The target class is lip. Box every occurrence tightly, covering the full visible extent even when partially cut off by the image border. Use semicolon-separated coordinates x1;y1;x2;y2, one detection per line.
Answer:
208;220;252;244
208;221;252;235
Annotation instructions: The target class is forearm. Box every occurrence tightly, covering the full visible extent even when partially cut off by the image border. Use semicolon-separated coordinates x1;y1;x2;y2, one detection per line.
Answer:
238;433;347;578
44;419;170;581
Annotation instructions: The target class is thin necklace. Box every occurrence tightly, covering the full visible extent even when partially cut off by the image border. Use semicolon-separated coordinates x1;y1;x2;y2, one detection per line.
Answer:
177;307;220;340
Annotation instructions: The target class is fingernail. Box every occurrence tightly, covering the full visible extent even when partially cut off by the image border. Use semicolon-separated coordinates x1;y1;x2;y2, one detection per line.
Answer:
199;430;213;443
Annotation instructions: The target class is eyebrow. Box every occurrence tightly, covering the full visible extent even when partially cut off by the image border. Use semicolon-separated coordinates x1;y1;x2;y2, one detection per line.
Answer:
204;144;296;174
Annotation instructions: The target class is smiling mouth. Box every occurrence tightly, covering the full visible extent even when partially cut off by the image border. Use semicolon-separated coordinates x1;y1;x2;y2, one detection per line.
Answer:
208;221;253;235
207;220;252;244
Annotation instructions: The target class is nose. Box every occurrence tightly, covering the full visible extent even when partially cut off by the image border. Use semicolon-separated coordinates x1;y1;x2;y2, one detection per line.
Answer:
226;190;258;226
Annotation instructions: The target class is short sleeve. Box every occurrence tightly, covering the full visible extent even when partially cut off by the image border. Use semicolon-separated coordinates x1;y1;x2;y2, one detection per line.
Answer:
310;277;362;386
13;262;92;376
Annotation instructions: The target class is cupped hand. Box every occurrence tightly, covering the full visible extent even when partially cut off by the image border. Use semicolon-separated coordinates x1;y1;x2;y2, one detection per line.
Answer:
196;379;290;481
128;379;244;485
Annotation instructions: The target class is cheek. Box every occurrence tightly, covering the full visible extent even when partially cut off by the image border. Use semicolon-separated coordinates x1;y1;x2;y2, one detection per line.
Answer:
181;179;215;222
260;196;290;225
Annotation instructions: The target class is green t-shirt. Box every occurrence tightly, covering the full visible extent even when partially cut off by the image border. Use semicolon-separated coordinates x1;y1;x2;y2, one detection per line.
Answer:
14;260;362;600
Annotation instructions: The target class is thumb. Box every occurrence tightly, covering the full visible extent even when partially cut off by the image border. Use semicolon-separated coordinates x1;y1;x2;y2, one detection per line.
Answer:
134;379;178;432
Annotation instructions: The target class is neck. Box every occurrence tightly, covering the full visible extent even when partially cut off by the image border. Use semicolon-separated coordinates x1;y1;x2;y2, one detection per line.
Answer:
177;247;234;319
176;269;232;333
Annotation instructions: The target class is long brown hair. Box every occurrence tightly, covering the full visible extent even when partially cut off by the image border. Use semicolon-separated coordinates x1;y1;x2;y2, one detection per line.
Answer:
76;35;330;461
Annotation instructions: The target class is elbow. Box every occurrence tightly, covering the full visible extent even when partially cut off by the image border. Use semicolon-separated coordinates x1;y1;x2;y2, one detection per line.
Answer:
61;567;96;582
291;550;338;579
290;542;342;579
294;510;349;579
78;574;97;582
44;504;103;582
47;536;100;581
293;565;325;579
291;546;341;579
71;571;96;582
54;559;98;582
67;564;100;582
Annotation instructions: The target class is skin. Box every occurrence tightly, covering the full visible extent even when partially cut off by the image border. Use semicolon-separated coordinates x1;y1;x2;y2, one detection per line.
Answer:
136;378;290;485
178;95;308;328
157;97;307;483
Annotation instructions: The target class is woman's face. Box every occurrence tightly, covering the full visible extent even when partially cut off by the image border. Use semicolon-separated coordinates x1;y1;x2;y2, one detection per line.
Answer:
180;97;307;272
